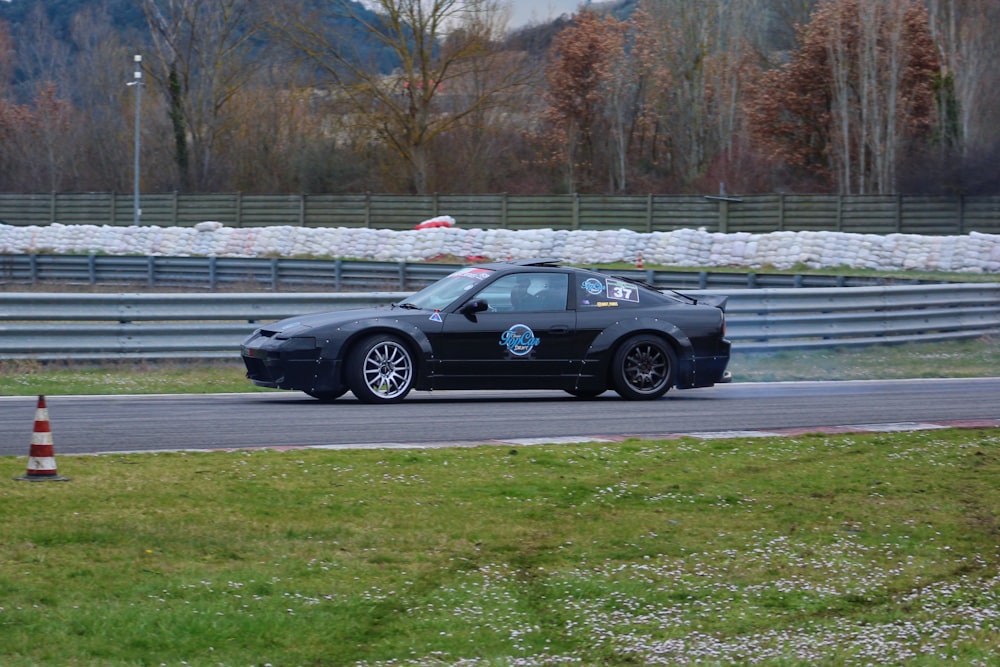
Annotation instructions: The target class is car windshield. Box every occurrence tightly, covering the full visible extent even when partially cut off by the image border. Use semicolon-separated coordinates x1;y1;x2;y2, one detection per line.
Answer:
400;267;495;311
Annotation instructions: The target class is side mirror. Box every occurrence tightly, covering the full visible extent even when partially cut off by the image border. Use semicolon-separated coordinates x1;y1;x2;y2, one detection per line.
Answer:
461;299;489;318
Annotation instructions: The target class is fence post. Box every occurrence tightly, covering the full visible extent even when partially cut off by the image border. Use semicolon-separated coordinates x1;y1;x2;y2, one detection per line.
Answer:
299;193;306;227
958;195;965;235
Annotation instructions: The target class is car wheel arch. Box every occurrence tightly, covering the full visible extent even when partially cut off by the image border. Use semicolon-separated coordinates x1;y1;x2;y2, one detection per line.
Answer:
583;319;696;391
586;318;695;363
356;323;428;358
324;323;433;387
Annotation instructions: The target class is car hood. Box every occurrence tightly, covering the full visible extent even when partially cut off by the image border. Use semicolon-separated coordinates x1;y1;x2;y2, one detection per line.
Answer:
259;306;402;338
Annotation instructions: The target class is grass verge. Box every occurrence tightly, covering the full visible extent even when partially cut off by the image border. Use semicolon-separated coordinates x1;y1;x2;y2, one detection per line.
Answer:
2;428;998;665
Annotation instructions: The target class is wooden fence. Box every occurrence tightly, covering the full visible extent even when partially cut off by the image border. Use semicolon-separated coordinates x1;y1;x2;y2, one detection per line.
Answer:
1;192;999;235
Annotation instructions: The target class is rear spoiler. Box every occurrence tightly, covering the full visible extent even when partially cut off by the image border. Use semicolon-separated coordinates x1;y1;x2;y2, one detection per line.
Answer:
679;292;728;311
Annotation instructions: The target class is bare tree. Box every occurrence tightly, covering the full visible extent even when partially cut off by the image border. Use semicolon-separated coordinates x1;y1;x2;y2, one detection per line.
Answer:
142;0;265;191
64;6;156;191
628;0;766;191
927;0;1000;157
763;0;819;52
264;0;532;194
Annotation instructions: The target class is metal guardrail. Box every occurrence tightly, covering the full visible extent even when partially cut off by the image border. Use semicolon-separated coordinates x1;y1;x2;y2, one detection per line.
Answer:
722;284;1000;350
0;254;945;291
1;284;997;360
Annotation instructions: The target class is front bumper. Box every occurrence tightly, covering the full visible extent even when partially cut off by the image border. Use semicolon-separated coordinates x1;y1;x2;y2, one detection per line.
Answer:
241;334;342;394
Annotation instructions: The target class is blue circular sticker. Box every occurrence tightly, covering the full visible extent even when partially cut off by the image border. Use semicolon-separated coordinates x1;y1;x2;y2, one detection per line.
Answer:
500;324;541;356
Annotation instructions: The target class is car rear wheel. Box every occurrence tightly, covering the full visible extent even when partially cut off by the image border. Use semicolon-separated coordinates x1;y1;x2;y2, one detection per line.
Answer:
611;334;675;400
346;334;414;403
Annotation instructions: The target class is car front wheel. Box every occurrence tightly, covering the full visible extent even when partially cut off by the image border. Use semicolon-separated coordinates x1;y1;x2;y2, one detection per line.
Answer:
611;335;675;400
346;334;415;403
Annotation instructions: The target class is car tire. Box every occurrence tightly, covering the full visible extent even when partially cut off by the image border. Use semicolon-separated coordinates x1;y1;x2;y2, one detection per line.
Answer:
305;388;348;402
346;334;415;403
611;334;675;400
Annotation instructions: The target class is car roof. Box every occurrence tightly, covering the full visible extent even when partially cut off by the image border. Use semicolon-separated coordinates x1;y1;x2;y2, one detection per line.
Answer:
471;258;670;299
477;258;567;272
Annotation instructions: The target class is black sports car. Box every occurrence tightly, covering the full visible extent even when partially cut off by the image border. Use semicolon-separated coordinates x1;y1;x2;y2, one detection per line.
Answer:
241;259;731;403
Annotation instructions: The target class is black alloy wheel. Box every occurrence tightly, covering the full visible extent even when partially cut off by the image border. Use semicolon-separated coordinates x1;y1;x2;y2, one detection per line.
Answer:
611;334;676;400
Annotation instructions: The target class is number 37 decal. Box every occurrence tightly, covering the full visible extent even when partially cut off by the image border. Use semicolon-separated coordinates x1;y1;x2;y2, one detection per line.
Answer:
605;278;640;303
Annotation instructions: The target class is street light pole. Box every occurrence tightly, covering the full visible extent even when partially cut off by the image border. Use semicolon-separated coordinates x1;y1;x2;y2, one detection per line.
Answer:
127;54;142;226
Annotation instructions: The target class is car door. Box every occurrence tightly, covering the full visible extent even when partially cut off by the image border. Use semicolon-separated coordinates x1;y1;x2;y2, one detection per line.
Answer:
431;272;577;388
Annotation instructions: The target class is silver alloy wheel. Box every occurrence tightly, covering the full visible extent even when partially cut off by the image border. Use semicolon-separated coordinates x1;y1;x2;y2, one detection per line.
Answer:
360;339;413;400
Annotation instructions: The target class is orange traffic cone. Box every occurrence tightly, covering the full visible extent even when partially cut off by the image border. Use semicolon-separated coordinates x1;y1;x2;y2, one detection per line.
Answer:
636;253;644;269
15;395;70;482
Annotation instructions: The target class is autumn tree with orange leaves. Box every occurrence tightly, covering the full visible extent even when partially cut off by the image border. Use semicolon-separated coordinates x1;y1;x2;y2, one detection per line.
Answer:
542;10;628;193
746;0;939;194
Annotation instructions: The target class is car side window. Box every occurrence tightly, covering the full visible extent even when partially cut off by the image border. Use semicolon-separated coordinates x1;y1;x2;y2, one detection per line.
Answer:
577;275;643;309
480;273;569;312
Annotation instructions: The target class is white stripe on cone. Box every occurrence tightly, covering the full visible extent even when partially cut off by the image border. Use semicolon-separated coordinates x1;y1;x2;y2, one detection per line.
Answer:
27;456;58;472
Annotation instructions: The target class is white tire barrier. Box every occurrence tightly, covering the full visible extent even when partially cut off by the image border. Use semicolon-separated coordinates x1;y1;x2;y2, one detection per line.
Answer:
1;222;998;274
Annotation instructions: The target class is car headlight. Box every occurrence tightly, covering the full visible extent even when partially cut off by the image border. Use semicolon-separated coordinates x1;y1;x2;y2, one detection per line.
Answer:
277;336;319;359
278;336;317;352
